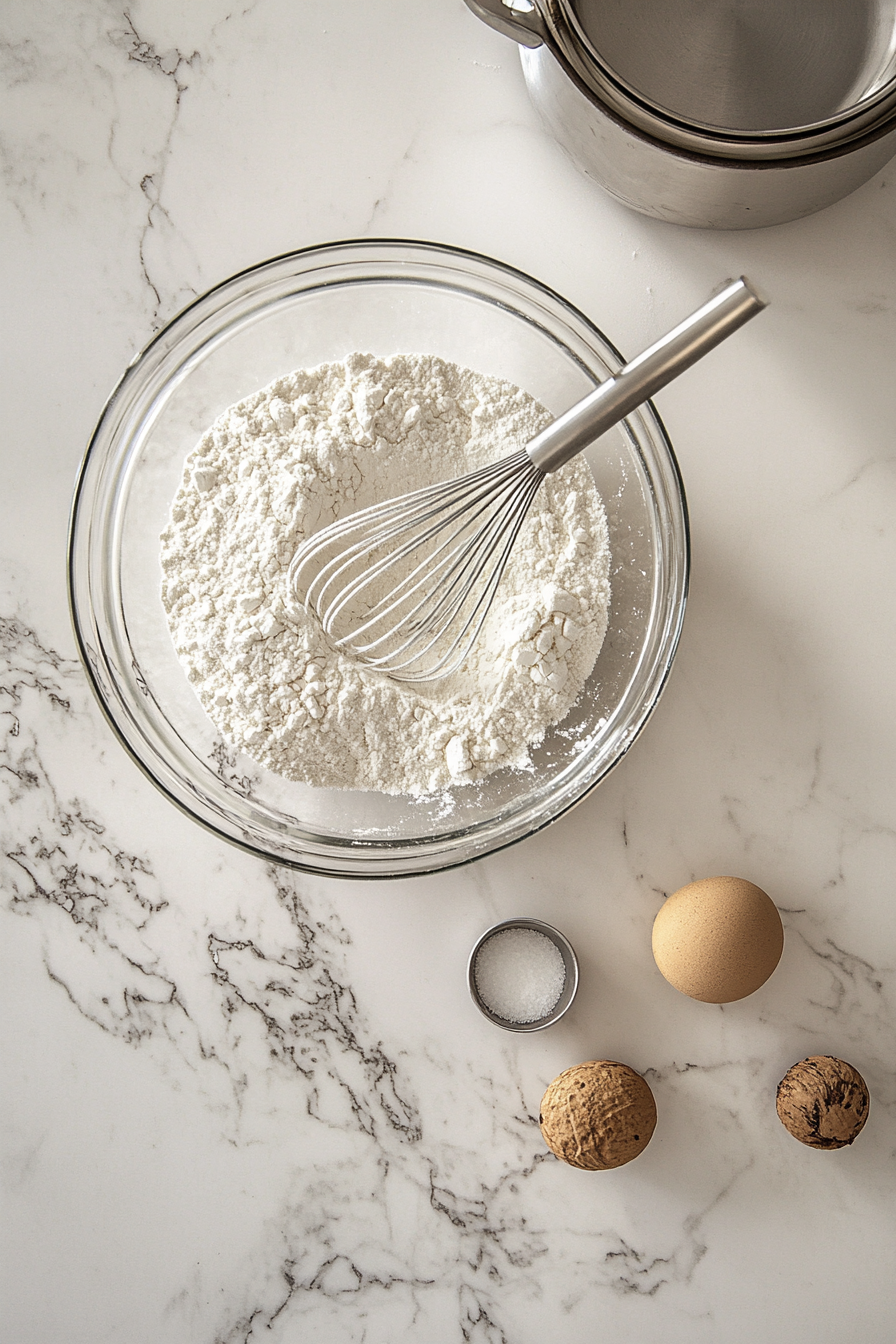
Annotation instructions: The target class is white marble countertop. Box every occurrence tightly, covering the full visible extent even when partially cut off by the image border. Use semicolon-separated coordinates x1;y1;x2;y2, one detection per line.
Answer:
2;3;895;1341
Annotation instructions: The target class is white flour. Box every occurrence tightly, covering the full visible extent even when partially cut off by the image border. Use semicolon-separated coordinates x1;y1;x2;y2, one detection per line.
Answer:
160;353;611;796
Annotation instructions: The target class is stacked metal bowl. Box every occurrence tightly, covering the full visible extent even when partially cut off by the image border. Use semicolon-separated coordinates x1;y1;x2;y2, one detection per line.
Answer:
466;0;896;227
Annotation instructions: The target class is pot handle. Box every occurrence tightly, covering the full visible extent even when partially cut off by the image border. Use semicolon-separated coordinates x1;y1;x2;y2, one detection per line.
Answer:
462;0;546;49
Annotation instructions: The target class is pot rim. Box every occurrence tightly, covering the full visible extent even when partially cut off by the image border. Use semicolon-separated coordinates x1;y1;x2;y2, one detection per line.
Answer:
562;1;896;153
474;0;896;159
523;17;896;170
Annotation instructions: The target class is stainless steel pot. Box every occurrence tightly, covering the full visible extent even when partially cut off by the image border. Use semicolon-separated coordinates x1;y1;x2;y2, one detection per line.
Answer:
466;0;896;228
552;0;896;153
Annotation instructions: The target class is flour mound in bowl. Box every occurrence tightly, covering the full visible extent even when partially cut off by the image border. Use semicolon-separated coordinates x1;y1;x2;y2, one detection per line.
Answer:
160;353;611;796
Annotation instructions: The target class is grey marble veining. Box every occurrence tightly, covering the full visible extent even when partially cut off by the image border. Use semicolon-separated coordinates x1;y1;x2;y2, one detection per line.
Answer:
2;2;895;1341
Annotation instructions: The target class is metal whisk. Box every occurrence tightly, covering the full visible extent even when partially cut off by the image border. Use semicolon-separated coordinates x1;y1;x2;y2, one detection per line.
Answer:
288;277;765;682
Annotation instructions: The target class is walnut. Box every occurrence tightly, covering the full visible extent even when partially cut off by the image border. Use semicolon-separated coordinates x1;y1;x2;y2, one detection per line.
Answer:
776;1056;870;1149
539;1061;656;1170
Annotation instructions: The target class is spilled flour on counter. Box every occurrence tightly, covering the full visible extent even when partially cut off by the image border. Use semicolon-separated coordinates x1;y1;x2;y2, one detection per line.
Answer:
160;353;610;795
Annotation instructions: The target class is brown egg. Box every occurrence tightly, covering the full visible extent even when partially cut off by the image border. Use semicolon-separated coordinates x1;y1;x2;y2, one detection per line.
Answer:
776;1056;870;1149
539;1060;657;1170
652;876;784;1003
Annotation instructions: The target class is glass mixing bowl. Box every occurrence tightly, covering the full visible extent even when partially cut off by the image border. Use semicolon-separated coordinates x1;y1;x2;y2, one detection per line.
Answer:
68;239;689;878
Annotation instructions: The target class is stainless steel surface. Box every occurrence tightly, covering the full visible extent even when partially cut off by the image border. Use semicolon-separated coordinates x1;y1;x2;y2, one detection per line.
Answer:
527;277;764;471
465;0;896;159
519;37;896;228
463;0;546;48
467;918;580;1033
568;0;896;140
290;281;757;682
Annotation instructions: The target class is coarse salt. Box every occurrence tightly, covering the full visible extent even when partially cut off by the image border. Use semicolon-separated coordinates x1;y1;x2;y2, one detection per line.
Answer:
473;927;567;1024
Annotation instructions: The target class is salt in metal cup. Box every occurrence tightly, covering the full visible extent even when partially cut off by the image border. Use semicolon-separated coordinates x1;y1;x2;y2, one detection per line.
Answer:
467;917;579;1033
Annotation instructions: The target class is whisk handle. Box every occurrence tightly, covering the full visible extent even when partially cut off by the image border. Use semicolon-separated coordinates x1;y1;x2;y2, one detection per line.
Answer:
526;276;766;473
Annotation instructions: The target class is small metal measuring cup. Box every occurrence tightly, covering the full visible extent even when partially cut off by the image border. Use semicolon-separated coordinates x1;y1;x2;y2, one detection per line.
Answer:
467;917;580;1033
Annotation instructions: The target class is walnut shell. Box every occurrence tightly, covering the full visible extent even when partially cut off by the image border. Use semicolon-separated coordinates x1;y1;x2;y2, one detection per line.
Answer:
539;1061;657;1170
776;1055;869;1149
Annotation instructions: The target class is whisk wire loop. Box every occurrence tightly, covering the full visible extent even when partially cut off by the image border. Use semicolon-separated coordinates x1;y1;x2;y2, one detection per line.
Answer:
288;450;545;681
292;451;528;612
319;451;533;639
358;456;538;642
352;461;544;678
